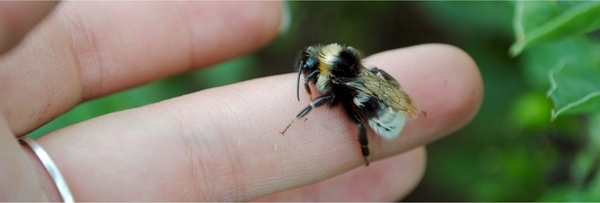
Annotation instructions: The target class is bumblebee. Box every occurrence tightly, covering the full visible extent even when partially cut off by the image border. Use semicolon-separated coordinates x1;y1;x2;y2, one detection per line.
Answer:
281;43;424;166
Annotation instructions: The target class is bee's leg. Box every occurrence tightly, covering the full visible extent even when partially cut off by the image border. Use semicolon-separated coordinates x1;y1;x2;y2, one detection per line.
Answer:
358;121;369;166
370;67;401;89
281;94;334;135
304;70;319;101
344;102;370;166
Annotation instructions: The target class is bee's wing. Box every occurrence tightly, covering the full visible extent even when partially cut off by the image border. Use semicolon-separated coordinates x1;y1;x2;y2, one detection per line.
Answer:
343;70;421;119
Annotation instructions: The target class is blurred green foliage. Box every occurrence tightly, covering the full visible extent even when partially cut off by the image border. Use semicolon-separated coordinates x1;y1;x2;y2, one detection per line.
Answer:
509;1;600;201
511;1;600;119
28;1;600;201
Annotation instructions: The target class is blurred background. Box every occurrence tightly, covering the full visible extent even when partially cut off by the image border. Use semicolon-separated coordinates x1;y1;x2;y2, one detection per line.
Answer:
29;1;600;201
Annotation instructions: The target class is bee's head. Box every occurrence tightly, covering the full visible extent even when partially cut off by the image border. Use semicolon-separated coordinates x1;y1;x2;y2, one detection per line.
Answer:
298;47;320;73
293;44;361;100
295;46;320;101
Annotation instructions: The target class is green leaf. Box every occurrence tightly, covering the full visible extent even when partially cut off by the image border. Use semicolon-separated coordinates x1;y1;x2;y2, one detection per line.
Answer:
547;61;600;119
521;36;600;119
521;36;600;90
511;1;600;56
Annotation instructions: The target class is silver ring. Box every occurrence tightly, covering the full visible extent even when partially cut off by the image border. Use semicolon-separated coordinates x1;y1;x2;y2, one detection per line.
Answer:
19;136;74;203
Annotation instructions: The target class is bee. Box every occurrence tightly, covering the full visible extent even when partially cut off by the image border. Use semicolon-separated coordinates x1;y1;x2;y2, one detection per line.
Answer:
280;43;424;166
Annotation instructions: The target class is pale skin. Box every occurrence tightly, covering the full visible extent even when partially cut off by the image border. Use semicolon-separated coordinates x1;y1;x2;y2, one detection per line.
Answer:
0;1;483;201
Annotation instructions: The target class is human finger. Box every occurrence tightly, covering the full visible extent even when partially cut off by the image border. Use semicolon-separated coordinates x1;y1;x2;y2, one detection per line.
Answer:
34;44;482;201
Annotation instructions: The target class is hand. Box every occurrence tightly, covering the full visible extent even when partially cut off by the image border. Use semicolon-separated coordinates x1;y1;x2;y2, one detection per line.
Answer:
0;1;483;201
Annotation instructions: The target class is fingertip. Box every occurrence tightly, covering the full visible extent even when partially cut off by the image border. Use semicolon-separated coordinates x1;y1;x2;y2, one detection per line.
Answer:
419;44;483;132
363;44;482;156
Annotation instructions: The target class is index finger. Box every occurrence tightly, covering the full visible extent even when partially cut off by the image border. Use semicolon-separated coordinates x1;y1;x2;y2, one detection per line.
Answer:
36;44;482;201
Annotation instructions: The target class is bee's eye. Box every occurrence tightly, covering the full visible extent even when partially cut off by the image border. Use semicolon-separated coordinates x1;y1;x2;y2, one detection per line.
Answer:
302;56;319;70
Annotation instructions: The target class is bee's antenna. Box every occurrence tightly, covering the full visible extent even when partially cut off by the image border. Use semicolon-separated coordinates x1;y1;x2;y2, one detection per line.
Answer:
296;63;303;101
